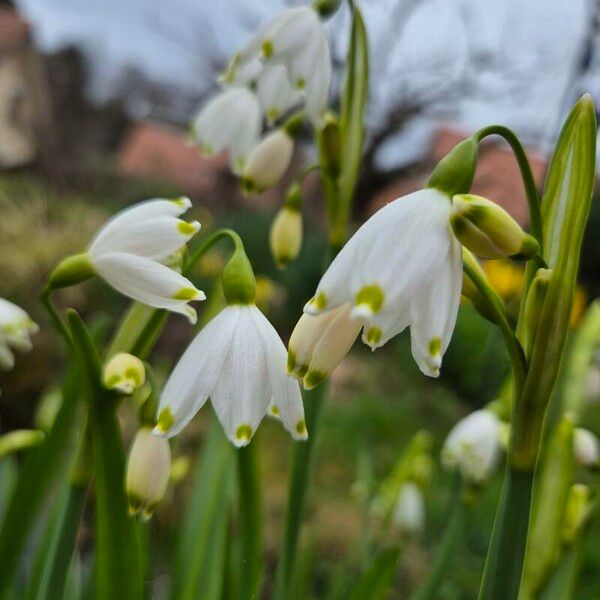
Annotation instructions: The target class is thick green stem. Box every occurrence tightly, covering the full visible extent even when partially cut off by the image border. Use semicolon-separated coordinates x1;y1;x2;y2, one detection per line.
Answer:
478;466;535;600
475;125;542;254
410;480;468;600
237;440;263;600
273;385;326;599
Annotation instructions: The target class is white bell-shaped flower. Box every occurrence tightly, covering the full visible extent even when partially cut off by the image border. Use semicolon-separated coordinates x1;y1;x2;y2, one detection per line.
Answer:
441;409;502;483
573;428;600;468
257;65;302;125
236;6;331;125
0;298;38;370
87;198;205;323
191;87;261;173
155;304;307;446
303;188;462;378
392;481;425;534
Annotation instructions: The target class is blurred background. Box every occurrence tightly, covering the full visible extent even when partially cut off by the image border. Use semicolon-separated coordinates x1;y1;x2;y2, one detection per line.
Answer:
1;0;599;597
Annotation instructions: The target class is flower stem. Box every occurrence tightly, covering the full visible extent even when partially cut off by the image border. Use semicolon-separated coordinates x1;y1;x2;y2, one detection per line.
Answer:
237;439;263;600
273;384;326;599
474;125;543;253
410;479;469;600
41;287;73;350
478;465;535;600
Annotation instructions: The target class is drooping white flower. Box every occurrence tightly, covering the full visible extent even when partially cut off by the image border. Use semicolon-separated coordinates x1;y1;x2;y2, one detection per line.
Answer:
102;353;146;395
270;205;303;268
242;129;295;193
87;198;204;322
155;304;307;446
235;6;331;125
302;188;463;379
441;409;502;483
0;298;38;370
191;87;261;173
392;481;425;534
573;427;600;468
126;427;171;518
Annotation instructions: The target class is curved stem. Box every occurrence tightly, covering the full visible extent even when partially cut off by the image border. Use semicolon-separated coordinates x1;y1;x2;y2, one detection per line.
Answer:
41;287;73;350
410;478;468;600
185;228;245;272
462;260;527;395
475;125;543;254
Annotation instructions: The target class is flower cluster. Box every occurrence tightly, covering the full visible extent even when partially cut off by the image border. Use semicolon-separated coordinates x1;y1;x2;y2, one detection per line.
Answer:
191;2;333;191
0;298;38;372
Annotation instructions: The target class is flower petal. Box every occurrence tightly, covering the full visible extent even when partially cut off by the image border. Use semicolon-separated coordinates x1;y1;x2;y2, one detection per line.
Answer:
156;306;240;438
92;252;205;321
256;64;301;124
210;306;271;447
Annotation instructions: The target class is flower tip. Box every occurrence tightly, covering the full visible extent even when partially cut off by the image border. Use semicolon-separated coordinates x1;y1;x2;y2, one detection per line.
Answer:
303;370;326;390
351;303;374;320
172;196;192;210
293;419;309;441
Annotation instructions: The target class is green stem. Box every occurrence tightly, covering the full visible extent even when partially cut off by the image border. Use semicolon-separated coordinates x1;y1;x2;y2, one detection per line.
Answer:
237;440;263;600
475;125;543;254
478;466;535;600
273;384;326;599
462;260;527;395
410;480;468;600
42;287;73;349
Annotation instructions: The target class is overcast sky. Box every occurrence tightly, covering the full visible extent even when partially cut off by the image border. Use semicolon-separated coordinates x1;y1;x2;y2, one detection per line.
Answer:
16;0;593;169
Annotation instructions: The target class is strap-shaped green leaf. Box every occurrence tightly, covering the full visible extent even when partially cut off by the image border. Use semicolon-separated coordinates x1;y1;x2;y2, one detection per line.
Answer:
346;546;400;600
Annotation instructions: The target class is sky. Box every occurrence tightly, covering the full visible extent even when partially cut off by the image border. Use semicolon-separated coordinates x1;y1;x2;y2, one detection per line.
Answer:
16;0;592;170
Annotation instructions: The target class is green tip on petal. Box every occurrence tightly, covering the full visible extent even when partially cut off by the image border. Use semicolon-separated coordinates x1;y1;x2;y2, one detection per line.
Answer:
295;419;307;436
156;408;174;434
177;220;200;236
235;424;253;446
354;285;385;315
261;39;274;58
270;405;280;417
428;337;442;357
173;287;200;300
171;196;191;208
286;350;297;374
303;370;326;390
365;326;383;348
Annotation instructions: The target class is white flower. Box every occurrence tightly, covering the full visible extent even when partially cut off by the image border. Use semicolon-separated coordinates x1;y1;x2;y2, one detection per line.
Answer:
155;304;307;446
236;6;331;125
191;87;261;173
573;428;600;467
102;353;145;395
269;205;303;268
441;409;502;483
303;188;462;378
88;198;204;323
0;298;38;370
126;428;171;518
242;129;294;193
257;65;302;125
392;482;425;534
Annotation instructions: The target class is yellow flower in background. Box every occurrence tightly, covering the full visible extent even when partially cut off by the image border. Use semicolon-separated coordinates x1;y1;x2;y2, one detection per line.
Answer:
483;260;524;299
570;288;588;328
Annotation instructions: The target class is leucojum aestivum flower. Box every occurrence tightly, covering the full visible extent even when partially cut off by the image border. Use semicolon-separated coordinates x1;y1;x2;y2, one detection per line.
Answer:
1;0;598;598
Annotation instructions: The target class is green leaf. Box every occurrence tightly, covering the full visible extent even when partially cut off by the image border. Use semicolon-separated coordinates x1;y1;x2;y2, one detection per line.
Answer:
0;371;83;597
346;547;400;600
25;481;87;600
169;419;234;600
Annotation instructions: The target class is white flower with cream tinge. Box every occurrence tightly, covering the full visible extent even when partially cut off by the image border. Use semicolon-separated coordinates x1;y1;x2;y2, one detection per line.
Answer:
392;481;425;534
573;427;600;468
0;298;38;370
50;197;204;323
441;409;502;484
291;188;463;387
155;304;307;446
102;353;145;395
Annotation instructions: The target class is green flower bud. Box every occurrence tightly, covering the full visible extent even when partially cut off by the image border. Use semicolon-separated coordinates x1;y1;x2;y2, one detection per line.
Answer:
427;138;478;197
563;483;591;545
126;428;171;519
102;352;146;395
48;253;95;289
450;194;539;259
269;206;303;269
222;245;256;305
313;0;341;18
521;268;552;357
317;112;342;177
461;248;497;323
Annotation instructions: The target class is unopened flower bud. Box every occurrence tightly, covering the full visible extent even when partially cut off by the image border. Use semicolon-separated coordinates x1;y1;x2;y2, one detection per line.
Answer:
441;409;502;483
427;138;478;197
102;353;145;395
222;244;256;305
126;428;171;518
392;482;425;535
269;206;303;269
461;248;497;323
48;253;95;289
521;268;551;356
450;194;539;259
573;427;600;468
563;483;591;544
241;129;294;194
317;112;342;177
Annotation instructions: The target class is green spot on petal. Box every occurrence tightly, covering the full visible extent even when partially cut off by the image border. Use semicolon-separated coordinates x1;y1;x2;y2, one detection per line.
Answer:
286;350;297;374
355;284;385;314
271;405;280;416
104;374;122;388
124;367;142;385
303;370;326;390
177;220;198;236
173;287;198;300
296;419;306;435
236;424;253;443
296;78;306;90
296;364;309;378
428;337;442;357
366;326;382;346
157;407;174;433
313;292;327;310
261;39;274;58
266;107;279;123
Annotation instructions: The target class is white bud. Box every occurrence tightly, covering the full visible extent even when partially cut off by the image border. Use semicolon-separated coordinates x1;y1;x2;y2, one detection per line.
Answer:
269;206;303;269
392;482;425;535
573;428;600;468
441;409;502;483
126;428;171;518
103;353;145;395
242;130;294;194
